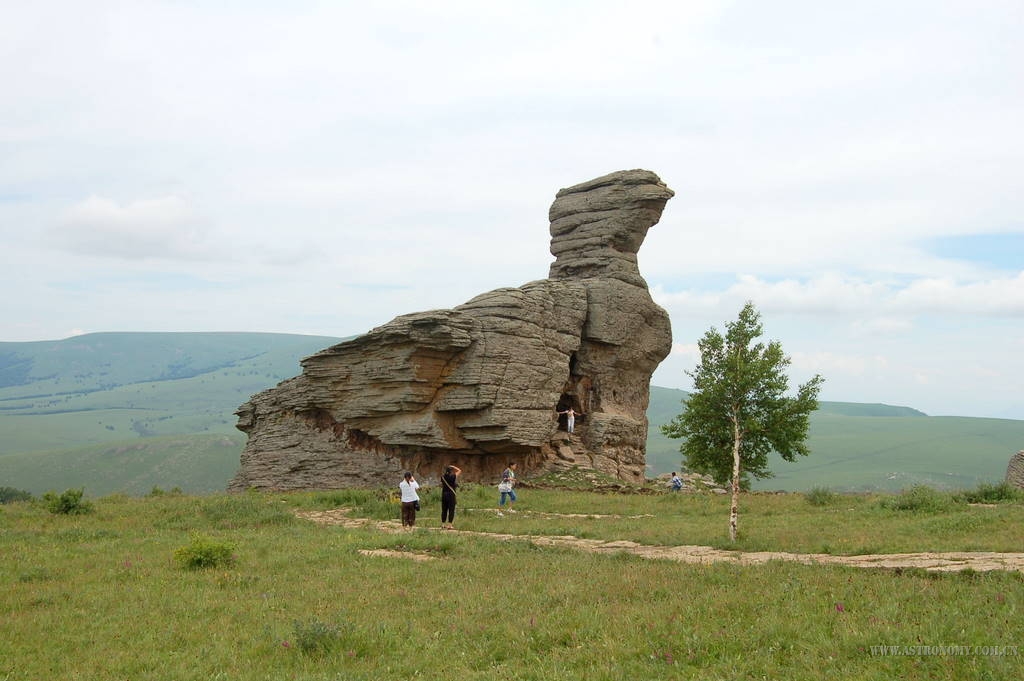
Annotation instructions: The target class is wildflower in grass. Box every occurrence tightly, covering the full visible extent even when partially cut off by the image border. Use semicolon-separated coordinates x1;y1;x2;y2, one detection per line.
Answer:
835;602;845;613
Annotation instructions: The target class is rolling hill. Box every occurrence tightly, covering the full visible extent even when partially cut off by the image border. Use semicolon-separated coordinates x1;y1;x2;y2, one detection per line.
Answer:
1;332;1020;495
648;386;1023;492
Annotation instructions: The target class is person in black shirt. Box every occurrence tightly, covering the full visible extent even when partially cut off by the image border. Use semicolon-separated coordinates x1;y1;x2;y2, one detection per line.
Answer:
440;465;462;529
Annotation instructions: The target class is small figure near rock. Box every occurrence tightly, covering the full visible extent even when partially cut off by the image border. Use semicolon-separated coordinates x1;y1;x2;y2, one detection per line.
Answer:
497;462;517;515
670;472;683;491
557;407;583;434
440;464;462;529
399;471;420;528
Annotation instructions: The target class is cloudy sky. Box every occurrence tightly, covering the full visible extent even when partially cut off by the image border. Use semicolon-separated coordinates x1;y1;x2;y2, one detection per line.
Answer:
2;1;1021;419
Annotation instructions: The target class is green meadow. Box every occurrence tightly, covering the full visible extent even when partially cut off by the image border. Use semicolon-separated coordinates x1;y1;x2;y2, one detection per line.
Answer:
2;486;1022;680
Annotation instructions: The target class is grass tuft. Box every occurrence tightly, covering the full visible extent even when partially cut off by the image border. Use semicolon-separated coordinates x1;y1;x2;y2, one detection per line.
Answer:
804;486;838;507
879;485;958;513
954;481;1024;504
173;532;236;569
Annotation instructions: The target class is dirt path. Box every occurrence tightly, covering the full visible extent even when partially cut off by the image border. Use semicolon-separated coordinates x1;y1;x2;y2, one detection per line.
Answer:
294;509;1024;574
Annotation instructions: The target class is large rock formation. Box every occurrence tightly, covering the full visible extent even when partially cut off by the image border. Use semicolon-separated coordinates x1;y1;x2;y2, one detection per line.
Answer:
229;169;674;490
1007;451;1024;490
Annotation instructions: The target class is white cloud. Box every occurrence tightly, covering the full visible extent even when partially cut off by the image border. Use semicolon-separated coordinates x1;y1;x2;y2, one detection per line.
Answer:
50;195;216;261
891;274;1024;315
654;272;1024;320
790;350;889;378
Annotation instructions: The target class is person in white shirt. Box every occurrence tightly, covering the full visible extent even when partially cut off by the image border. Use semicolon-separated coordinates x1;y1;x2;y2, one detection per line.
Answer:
399;471;420;528
556;407;582;434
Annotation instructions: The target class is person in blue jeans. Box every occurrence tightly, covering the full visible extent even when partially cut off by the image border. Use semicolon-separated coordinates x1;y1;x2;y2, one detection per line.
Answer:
497;462;517;515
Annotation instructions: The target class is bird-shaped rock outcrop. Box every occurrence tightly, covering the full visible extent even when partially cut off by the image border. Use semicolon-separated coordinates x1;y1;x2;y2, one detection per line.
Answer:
229;169;674;490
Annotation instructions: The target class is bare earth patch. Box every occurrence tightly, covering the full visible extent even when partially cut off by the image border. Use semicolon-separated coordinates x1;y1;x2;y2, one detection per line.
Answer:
295;509;1024;573
358;549;435;562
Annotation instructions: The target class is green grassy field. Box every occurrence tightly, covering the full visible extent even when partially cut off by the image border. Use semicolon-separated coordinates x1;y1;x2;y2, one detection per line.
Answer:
1;334;1022;496
2;487;1022;680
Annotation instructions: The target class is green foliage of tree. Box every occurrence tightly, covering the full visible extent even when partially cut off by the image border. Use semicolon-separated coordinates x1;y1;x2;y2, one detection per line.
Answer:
662;302;823;540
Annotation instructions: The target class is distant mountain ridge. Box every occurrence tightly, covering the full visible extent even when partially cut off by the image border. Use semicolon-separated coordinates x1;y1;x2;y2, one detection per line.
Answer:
0;332;1020;495
0;332;342;393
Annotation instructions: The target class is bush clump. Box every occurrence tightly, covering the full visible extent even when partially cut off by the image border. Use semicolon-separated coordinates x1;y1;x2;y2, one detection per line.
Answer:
0;486;34;504
42;488;93;515
147;486;183;497
173;533;236;570
804;486;838;507
880;485;955;513
954;481;1024;504
291;619;348;656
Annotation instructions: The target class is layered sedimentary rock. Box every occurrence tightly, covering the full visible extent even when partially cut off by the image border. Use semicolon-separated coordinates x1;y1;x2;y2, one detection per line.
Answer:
229;169;674;491
1007;451;1024;490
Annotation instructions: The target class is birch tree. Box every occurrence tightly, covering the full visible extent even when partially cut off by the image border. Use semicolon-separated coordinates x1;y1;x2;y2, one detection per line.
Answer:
661;302;823;541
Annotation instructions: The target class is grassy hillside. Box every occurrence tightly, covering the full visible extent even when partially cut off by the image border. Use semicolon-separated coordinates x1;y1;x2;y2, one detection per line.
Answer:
0;433;244;496
1;333;1021;496
0;332;340;494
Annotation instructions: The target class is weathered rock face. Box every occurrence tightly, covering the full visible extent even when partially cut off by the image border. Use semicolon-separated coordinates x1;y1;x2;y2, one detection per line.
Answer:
1007;451;1024;489
229;169;674;491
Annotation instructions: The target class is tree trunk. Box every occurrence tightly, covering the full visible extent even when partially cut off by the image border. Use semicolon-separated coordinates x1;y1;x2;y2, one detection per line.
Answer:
729;417;741;542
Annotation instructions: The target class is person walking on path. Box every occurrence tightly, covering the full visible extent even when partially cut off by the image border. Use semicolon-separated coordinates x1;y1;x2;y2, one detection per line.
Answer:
399;471;420;528
556;407;582;434
497;462;517;516
440;464;462;529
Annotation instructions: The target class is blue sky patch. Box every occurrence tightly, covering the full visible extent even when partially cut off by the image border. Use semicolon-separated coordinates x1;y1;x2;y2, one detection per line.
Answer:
925;233;1024;271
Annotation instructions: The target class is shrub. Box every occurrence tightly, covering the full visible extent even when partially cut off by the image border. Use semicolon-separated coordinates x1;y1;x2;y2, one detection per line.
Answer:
0;486;33;504
173;533;236;570
149;486;185;497
42;488;93;515
880;485;955;513
955;481;1024;504
804;486;838;507
291;619;346;655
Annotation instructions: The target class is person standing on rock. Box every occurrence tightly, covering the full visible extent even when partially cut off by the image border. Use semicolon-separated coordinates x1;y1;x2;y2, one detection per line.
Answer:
399;471;420;528
497;462;517;515
440;464;462;529
557;407;582;434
